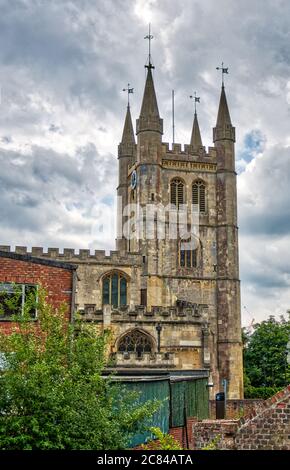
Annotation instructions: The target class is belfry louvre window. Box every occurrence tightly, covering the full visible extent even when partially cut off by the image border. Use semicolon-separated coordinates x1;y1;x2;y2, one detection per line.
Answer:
118;329;153;357
102;272;127;307
0;283;38;320
170;178;185;208
192;180;206;213
179;243;197;268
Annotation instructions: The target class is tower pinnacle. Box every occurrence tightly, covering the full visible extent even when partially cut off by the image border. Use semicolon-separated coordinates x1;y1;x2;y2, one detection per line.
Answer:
121;104;135;145
190;93;202;147
213;83;235;143
190;112;203;147
136;65;163;136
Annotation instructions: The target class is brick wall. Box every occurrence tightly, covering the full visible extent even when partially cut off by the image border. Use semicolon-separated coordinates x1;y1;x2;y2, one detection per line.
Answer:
169;417;197;449
192;420;238;449
191;385;290;450
0;253;75;334
209;398;264;419
235;385;290;450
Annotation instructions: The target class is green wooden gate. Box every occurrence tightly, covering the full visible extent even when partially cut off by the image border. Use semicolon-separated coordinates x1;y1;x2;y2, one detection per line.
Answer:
170;378;209;427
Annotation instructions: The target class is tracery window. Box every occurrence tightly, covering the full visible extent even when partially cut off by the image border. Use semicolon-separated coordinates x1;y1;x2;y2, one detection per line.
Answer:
102;272;127;307
118;329;153;357
170;178;185;208
192;180;206;213
179;240;198;268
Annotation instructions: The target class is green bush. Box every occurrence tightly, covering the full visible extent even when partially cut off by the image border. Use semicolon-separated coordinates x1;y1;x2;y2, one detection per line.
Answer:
244;385;283;400
142;427;183;450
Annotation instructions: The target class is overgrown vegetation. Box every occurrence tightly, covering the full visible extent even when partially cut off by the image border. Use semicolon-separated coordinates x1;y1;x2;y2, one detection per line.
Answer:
141;427;183;450
243;314;290;399
0;288;160;450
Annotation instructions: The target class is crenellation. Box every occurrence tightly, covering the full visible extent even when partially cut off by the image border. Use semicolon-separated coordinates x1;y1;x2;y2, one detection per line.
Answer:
63;248;76;258
79;249;90;259
172;143;182;153
31;247;44;257
15;246;27;254
94;250;106;258
0;245;10;252
162;142;170;153
80;304;205;323
47;248;60;258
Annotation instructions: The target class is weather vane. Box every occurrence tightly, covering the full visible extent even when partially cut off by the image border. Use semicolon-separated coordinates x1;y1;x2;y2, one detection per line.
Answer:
189;92;200;114
122;83;134;105
216;62;229;85
144;23;154;69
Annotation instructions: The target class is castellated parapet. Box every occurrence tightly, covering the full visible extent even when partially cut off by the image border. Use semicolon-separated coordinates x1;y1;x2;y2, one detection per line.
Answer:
0;246;142;266
162;142;217;161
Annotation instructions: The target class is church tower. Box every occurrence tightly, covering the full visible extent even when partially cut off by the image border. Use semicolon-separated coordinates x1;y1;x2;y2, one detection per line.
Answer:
115;48;243;398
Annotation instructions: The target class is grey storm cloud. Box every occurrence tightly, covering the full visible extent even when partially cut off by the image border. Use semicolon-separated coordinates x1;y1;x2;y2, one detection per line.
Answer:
0;143;117;240
238;146;290;236
0;0;289;322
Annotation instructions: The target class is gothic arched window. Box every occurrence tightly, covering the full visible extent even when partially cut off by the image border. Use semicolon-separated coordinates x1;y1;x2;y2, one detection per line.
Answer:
192;180;206;213
179;240;198;268
102;272;127;307
170;178;185;208
118;329;153;357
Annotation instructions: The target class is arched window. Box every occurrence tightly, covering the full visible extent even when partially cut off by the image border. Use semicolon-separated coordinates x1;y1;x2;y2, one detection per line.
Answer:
102;272;127;307
170;178;184;208
179;240;198;268
192;180;206;213
118;329;153;357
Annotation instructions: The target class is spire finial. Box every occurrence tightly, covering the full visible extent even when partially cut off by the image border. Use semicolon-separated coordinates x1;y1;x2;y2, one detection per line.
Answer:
122;83;134;106
144;23;154;69
190;92;200;114
216;62;229;86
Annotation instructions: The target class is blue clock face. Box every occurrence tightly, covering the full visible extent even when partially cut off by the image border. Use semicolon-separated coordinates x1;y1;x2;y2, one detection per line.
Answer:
131;170;137;189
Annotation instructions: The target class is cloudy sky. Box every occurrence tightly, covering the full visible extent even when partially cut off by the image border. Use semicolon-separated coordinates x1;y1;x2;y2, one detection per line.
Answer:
0;0;289;325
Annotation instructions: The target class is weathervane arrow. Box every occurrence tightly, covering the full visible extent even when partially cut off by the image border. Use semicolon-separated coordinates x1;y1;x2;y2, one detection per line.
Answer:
122;83;134;105
190;92;200;113
216;62;229;85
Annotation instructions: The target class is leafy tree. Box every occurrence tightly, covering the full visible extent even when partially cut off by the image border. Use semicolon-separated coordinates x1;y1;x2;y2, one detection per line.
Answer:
0;288;160;449
243;314;290;398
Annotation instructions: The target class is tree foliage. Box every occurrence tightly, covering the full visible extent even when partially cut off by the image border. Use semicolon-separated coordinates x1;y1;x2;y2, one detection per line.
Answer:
141;427;183;450
0;289;160;449
243;314;290;398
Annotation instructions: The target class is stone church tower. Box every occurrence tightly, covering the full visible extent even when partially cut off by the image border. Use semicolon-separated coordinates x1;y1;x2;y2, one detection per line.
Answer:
116;60;243;399
1;56;243;399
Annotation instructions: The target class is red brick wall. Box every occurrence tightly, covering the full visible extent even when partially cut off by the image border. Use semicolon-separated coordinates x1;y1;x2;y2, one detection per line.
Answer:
169;417;197;449
0;257;74;334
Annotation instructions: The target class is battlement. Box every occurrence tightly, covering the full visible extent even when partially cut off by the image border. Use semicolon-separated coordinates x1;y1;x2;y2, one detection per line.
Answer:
78;302;209;323
0;245;142;266
162;142;217;161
